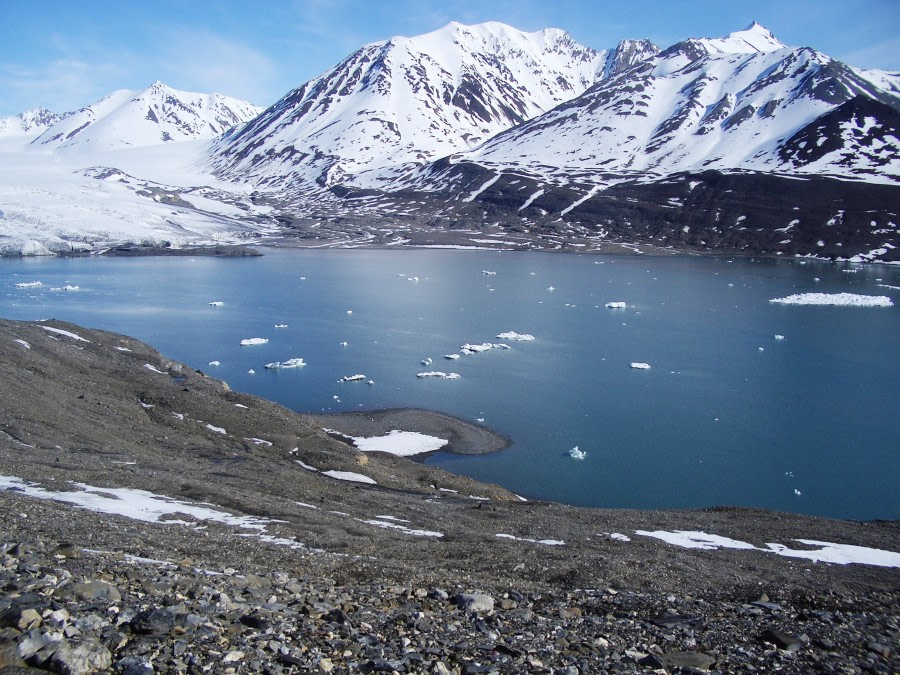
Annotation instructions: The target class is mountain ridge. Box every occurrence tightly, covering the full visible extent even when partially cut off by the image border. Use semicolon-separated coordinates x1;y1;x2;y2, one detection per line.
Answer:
1;21;898;261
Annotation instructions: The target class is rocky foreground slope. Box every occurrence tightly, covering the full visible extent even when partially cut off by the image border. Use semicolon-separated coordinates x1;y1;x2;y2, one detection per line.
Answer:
0;318;897;673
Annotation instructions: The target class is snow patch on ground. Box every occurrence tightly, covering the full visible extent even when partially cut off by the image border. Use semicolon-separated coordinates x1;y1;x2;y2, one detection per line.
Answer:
0;475;304;549
635;530;900;567
321;470;377;485
346;429;449;456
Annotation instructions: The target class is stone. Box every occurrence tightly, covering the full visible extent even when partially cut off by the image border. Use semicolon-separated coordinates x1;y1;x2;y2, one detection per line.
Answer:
661;651;717;671
456;593;494;614
67;580;121;604
49;638;112;675
759;627;802;652
129;608;176;635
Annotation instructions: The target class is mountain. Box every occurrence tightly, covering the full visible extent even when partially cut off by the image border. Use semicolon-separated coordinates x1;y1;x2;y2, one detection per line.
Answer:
0;107;68;138
315;22;897;262
411;23;899;181
210;22;612;189
2;22;898;262
30;81;263;151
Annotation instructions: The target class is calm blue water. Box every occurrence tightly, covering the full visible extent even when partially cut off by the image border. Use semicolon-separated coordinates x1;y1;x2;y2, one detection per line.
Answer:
2;248;898;520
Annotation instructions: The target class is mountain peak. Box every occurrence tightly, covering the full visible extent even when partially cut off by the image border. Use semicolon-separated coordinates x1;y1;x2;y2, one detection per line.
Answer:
724;22;785;52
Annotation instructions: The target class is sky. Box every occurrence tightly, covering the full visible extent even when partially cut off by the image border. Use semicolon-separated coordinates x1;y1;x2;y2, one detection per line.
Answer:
1;0;898;117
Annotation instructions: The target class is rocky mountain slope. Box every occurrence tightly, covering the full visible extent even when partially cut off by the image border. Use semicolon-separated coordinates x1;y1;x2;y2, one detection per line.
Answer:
0;317;898;672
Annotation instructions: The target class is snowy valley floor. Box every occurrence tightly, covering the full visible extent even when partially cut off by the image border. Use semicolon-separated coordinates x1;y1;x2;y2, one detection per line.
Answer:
0;317;897;672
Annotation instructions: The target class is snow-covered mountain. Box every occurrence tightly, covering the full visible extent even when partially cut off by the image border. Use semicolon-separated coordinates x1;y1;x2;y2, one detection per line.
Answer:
210;21;613;188
405;23;899;183
0;107;68;138
30;82;263;151
2;22;898;261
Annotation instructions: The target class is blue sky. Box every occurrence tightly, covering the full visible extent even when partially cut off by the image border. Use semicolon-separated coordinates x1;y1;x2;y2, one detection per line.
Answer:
1;0;897;117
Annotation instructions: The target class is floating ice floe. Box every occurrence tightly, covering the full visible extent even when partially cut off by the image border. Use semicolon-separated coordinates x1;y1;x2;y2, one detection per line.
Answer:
240;337;268;346
634;530;900;567
444;354;460;360
265;358;306;369
769;293;893;307
496;331;535;341
51;285;79;291
605;301;627;309
15;281;43;288
208;360;220;366
417;371;460;379
569;446;586;460
322;470;376;485
460;342;509;355
274;323;287;328
41;325;90;342
340;374;366;382
482;270;496;275
248;369;255;375
421;357;433;366
775;335;785;340
209;301;223;306
630;362;651;369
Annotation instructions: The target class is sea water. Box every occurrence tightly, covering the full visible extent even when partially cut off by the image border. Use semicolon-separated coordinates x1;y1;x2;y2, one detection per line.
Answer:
2;248;898;520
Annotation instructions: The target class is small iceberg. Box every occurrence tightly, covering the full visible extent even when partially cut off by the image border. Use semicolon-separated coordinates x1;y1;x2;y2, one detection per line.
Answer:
265;358;306;369
496;331;535;341
208;360;220;366
774;334;785;340
421;357;433;366
605;301;627;309
51;285;80;291
444;354;460;360
341;374;366;382
209;301;224;306
15;281;42;288
482;270;496;275
417;371;460;379
240;337;268;346
569;446;586;460
769;293;893;307
274;323;288;328
630;362;651;369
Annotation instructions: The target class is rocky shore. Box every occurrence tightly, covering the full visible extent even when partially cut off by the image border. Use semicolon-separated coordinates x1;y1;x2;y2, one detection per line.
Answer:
1;318;897;673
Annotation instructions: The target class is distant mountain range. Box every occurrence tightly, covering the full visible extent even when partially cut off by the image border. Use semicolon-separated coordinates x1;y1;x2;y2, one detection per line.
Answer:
1;22;898;261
